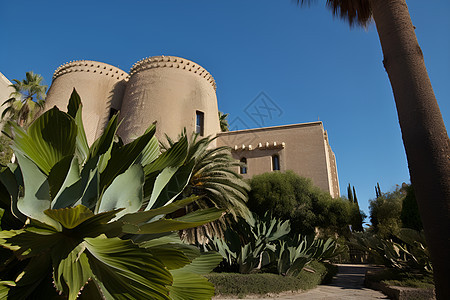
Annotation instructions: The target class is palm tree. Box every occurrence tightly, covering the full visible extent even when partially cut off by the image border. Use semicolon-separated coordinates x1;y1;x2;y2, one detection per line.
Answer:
297;1;449;298
218;111;229;132
164;133;252;244
1;71;47;128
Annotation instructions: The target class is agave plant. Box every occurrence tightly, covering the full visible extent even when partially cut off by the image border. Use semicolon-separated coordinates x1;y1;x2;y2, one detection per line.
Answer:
206;213;290;274
276;234;344;277
0;89;223;299
350;229;432;275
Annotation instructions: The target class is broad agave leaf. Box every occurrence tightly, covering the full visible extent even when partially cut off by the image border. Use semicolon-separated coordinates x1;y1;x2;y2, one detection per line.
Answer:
143;135;188;176
146;247;191;270
145;160;195;211
165;246;221;300
99;124;156;191
120;196;199;225
123;208;224;234
97;164;144;219
15;152;60;229
4;255;56;300
66;89;89;164
0;228;59;258
53;244;92;300
0;165;26;223
0;282;15;299
44;205;95;229
89;113;119;160
134;128;159;166
174;251;223;275
50;156;80;206
45;206;122;239
50;157;99;210
47;156;76;200
140;233;201;261
10;107;77;175
168;270;214;300
84;236;172;300
145;167;179;210
286;257;309;277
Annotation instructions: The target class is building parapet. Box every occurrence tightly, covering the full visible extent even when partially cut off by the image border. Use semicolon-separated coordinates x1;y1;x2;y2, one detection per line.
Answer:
53;60;129;81
233;141;286;151
218;121;323;136
129;56;216;91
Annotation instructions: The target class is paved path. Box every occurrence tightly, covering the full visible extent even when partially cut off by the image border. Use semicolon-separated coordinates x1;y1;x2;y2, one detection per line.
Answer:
213;264;389;300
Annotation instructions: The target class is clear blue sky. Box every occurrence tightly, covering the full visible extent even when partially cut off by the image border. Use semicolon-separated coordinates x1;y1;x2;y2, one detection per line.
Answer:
1;0;449;221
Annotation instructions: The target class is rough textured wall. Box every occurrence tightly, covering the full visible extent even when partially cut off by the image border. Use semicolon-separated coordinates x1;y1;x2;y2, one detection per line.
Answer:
217;122;340;198
0;72;14;121
117;56;220;144
45;60;128;145
323;131;340;198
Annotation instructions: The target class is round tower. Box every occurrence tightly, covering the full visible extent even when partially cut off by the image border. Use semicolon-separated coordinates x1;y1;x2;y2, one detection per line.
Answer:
45;60;128;145
117;56;220;144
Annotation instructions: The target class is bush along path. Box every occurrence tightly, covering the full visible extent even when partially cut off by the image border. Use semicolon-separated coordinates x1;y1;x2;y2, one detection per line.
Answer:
213;264;389;300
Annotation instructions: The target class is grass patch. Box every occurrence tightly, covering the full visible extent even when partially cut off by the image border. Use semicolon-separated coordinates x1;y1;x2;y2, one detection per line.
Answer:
366;268;434;290
206;261;335;297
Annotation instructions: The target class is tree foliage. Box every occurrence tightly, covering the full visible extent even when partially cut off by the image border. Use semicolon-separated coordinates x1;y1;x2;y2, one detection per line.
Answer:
347;184;364;232
369;185;406;238
0;135;13;166
247;171;354;236
1;71;46;129
218;111;229;132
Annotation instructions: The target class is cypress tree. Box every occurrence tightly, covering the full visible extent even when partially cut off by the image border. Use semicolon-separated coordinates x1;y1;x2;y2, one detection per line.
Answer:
347;183;354;202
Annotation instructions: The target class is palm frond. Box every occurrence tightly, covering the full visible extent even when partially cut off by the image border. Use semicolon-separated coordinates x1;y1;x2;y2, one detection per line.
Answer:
297;0;372;27
2;72;46;127
169;132;252;244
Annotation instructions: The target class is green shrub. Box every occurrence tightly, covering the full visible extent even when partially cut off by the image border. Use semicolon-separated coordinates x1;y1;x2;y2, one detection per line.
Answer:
369;185;405;238
366;268;434;289
322;262;339;284
248;171;353;236
206;261;334;297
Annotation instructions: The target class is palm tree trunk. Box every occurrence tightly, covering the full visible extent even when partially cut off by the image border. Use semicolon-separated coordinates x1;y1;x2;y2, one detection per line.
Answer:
370;0;450;298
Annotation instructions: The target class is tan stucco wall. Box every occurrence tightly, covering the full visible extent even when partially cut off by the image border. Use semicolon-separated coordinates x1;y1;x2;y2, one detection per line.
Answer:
44;61;128;145
217;122;340;198
0;72;14;121
117;56;220;144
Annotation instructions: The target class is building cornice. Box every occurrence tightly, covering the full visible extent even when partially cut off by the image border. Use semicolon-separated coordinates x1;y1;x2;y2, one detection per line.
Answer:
130;56;216;91
53;60;129;81
217;121;323;136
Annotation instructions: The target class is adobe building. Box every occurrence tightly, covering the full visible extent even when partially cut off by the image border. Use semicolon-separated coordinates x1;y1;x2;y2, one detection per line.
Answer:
45;57;219;146
217;123;340;198
40;56;340;197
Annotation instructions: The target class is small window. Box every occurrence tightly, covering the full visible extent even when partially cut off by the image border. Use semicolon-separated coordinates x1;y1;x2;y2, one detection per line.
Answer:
240;157;247;174
196;111;204;136
272;155;280;171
